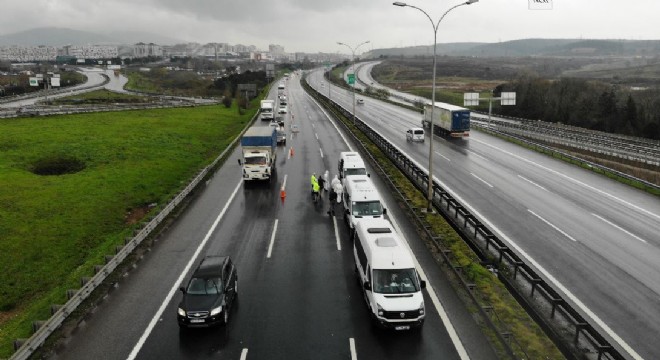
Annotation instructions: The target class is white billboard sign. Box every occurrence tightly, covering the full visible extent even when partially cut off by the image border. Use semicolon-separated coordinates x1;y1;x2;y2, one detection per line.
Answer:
463;92;479;106
50;77;61;87
501;92;516;106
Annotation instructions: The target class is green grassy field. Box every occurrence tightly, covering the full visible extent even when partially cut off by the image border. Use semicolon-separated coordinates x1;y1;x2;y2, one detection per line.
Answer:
0;102;255;357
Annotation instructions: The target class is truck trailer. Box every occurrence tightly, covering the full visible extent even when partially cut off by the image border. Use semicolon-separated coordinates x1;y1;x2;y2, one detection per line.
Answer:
260;100;275;121
240;127;277;181
422;102;470;138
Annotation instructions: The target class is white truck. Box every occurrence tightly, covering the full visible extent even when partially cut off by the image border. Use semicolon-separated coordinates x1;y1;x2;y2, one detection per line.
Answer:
260;100;275;121
239;127;277;181
270;118;287;145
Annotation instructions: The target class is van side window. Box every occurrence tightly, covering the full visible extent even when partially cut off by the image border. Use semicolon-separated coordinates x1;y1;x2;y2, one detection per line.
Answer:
354;234;368;271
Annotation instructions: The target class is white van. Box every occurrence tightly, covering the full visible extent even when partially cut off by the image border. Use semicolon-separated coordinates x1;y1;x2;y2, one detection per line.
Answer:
342;175;386;229
353;218;426;330
338;151;367;180
406;128;425;142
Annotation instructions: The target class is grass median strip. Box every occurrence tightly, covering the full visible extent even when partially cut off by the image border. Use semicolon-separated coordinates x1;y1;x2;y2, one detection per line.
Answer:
0;101;255;357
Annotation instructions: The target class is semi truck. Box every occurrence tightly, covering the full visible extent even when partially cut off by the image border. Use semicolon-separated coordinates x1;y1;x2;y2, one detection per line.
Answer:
239;127;277;181
422;102;471;138
260;100;275;121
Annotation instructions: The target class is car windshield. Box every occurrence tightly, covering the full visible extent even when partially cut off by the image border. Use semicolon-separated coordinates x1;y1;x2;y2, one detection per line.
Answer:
372;268;419;294
351;200;382;216
187;277;222;295
245;156;267;165
414;130;424;135
344;168;367;177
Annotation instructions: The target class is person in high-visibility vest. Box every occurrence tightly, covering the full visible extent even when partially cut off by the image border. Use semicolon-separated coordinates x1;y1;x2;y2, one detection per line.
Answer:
310;173;317;198
312;180;320;203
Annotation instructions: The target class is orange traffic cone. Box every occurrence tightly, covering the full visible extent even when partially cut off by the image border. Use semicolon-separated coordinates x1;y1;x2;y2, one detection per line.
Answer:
280;187;286;199
290;147;294;157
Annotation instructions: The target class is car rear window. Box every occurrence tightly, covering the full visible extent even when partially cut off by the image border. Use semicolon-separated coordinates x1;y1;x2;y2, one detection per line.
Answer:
414;130;424;135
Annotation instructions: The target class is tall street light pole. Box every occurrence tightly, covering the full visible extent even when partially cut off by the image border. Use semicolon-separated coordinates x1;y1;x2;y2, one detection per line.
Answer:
337;40;370;125
393;0;478;212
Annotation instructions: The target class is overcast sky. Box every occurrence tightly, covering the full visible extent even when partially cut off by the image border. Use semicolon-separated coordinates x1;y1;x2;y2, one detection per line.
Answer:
1;0;659;53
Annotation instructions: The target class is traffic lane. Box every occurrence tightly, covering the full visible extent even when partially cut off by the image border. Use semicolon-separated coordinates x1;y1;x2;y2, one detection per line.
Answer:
137;91;356;359
288;79;475;359
336;79;660;358
56;145;248;360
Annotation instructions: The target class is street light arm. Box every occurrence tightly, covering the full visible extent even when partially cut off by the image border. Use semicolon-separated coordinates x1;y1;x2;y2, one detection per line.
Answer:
400;4;436;33
435;2;471;30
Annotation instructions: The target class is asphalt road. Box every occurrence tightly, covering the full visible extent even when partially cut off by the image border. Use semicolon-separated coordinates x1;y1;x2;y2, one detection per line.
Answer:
307;69;660;360
53;74;496;360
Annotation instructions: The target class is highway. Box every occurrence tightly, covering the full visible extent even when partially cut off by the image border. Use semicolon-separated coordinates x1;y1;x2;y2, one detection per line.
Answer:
309;69;660;360
0;67;129;108
54;74;496;359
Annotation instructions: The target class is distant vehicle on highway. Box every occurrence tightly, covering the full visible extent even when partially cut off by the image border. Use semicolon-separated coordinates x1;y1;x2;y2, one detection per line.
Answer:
406;127;425;142
278;104;288;114
177;256;238;329
290;124;299;133
278;83;285;90
357;98;364;105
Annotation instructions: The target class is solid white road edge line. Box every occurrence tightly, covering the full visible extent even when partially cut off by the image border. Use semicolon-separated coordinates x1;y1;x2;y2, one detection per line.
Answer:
528;209;577;242
281;174;288;191
267;219;279;258
349;338;357;360
592;213;648;244
126;180;243;360
319;148;324;159
240;348;248;360
518;175;548;192
307;87;468;359
305;92;353;152
382;196;470;360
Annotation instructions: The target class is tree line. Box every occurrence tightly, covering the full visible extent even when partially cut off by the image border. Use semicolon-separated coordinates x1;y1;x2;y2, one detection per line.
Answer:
495;76;660;140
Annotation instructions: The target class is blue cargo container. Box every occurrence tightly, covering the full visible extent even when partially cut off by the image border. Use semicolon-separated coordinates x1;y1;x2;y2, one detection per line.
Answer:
422;102;470;138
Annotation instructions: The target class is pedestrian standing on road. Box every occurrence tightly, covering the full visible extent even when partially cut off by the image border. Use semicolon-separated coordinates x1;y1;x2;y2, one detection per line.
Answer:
318;174;325;195
312;180;321;203
323;171;330;192
310;173;317;197
329;175;343;215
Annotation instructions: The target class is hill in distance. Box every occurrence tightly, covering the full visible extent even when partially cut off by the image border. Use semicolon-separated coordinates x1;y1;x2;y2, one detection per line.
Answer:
0;27;184;46
366;38;660;58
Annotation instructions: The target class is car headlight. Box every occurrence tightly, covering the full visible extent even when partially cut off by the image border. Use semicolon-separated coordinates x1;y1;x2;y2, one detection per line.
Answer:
377;303;384;317
419;302;425;316
210;306;223;316
178;308;186;316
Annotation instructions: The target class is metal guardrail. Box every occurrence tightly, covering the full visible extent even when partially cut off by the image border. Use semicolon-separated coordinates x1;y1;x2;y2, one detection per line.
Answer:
9;103;259;360
303;76;628;360
0;100;220;119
